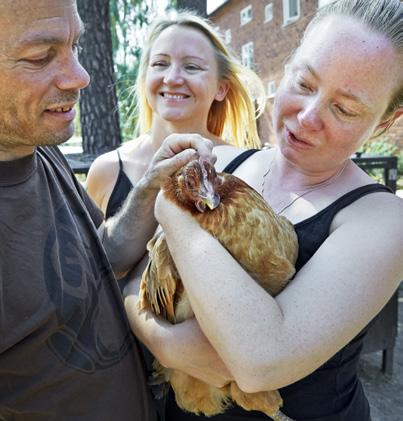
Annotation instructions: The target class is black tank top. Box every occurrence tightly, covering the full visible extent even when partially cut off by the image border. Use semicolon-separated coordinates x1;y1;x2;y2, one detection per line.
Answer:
105;150;134;219
165;149;391;420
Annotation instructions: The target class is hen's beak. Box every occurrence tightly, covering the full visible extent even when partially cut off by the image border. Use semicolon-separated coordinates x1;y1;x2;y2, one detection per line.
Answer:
203;193;220;210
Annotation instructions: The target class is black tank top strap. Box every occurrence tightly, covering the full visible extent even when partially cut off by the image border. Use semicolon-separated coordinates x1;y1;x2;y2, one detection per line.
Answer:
222;149;260;174
323;182;392;210
116;149;123;171
296;183;392;230
105;150;133;219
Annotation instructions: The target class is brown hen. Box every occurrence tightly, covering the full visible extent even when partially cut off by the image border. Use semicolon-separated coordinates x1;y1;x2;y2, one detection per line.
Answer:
139;158;298;421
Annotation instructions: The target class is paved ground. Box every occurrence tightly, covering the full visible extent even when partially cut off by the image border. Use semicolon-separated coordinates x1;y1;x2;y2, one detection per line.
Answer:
358;284;402;420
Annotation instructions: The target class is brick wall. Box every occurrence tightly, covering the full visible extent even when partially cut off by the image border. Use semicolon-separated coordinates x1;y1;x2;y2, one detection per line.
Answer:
209;0;403;151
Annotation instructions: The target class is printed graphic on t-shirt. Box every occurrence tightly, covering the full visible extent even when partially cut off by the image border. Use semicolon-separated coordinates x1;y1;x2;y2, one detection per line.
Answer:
43;199;132;373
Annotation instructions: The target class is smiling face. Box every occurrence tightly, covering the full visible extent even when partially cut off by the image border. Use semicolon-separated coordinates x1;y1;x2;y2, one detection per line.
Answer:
272;15;401;172
0;0;90;158
145;25;228;132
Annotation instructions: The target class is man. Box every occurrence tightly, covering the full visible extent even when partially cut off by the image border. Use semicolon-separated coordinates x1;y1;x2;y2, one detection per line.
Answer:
0;1;213;419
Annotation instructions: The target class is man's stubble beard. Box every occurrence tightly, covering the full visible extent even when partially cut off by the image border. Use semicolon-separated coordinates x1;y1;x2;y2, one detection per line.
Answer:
0;118;74;150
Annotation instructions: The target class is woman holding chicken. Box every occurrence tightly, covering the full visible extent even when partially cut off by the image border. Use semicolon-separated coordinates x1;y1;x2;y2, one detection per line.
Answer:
126;0;403;420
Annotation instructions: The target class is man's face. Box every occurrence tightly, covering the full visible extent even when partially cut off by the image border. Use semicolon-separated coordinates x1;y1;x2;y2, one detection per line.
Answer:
0;0;90;158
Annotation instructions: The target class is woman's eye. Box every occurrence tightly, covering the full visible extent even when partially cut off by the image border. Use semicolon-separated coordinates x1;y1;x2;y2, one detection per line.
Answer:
184;64;202;71
334;104;358;118
151;61;168;68
296;79;312;92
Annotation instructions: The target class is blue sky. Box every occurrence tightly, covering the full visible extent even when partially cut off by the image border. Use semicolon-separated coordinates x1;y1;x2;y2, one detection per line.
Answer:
207;0;227;14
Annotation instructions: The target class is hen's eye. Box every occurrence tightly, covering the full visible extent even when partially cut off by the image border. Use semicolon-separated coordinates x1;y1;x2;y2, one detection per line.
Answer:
186;177;197;190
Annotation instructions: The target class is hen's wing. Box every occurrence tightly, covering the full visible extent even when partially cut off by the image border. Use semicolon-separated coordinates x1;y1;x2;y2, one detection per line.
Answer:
138;230;181;323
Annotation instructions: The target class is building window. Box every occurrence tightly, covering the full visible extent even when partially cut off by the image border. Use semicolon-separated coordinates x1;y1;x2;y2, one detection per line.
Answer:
267;81;276;98
318;0;336;7
240;5;252;26
241;42;254;69
283;0;300;25
265;3;273;22
225;29;232;44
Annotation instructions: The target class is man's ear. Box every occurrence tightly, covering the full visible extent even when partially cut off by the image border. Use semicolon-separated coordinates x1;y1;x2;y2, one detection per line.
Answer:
214;80;229;102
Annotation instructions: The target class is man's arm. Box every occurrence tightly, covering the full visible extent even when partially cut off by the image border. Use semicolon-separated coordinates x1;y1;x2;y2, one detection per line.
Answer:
100;134;215;274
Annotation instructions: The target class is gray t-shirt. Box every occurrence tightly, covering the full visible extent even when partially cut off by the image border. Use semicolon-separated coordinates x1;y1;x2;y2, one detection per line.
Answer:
0;146;157;421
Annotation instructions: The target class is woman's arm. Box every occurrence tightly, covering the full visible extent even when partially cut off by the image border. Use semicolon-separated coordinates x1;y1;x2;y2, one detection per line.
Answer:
86;150;120;214
155;190;403;393
124;274;233;387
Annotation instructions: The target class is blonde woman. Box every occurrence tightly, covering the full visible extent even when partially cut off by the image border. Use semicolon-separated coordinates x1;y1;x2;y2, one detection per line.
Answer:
86;12;265;223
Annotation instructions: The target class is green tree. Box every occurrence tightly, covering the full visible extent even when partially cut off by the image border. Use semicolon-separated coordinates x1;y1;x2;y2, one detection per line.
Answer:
110;0;151;140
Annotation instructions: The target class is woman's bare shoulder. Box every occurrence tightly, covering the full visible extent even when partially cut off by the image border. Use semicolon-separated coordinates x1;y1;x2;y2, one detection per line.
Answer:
119;137;144;156
87;149;121;183
213;145;245;171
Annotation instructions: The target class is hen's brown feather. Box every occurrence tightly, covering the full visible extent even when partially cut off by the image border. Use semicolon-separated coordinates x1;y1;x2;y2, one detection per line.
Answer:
139;160;297;420
163;171;298;295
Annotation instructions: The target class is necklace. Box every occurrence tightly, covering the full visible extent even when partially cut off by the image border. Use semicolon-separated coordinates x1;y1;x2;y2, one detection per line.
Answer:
261;159;348;215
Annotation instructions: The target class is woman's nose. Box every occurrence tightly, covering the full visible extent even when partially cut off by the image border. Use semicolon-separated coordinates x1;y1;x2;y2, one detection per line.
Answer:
297;100;324;131
163;65;184;85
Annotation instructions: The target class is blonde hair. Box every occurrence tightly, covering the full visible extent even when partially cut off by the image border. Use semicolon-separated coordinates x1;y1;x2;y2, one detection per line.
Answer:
306;0;402;122
134;11;266;149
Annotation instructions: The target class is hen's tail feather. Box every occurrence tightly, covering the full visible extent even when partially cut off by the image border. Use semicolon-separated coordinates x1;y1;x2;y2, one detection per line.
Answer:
270;410;294;421
138;261;153;311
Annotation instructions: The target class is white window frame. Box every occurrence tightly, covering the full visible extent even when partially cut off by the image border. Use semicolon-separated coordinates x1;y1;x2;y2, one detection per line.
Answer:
265;3;273;22
318;0;336;8
267;81;276;99
241;42;254;69
225;29;232;44
283;0;300;26
240;5;253;26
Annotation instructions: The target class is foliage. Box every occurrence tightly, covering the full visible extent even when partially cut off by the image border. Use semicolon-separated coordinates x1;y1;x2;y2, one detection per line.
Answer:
358;136;399;157
358;136;402;173
357;136;402;186
109;0;149;139
109;0;176;140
